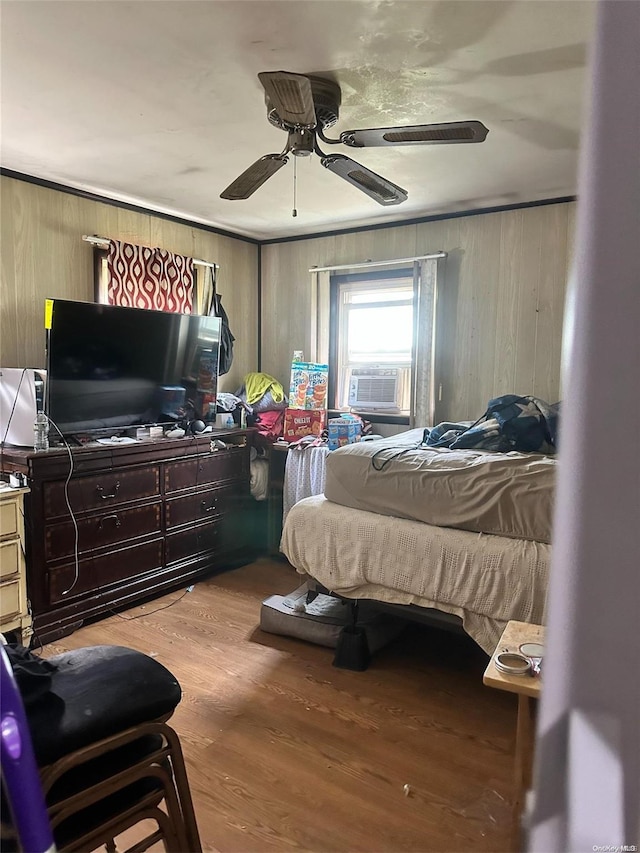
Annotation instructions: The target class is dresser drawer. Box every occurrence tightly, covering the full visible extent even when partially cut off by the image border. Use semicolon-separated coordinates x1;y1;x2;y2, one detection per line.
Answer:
45;503;162;561
165;485;241;530
0;540;20;579
0;579;20;619
44;466;161;518
48;539;164;603
164;448;247;493
0;500;19;539
165;519;221;565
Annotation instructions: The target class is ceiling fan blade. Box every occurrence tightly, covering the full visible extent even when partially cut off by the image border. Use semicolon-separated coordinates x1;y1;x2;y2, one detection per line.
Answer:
258;71;316;128
321;154;408;206
220;155;288;200
340;120;489;148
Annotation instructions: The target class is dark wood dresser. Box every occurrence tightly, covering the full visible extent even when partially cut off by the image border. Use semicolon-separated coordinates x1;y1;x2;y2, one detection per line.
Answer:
1;430;255;644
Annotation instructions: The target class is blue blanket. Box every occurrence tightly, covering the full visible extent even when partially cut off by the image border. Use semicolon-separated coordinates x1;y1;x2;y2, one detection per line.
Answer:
424;395;560;454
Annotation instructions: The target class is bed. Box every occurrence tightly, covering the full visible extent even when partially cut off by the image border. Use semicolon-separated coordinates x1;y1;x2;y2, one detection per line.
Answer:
280;429;554;654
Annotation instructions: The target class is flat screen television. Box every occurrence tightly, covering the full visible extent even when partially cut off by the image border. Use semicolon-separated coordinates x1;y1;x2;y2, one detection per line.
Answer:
46;299;221;436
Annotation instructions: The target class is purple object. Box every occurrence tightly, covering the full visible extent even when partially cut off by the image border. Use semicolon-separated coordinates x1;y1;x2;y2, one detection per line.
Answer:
0;645;56;853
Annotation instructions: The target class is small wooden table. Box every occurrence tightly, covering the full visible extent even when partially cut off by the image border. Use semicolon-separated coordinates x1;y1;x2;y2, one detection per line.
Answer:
483;620;544;851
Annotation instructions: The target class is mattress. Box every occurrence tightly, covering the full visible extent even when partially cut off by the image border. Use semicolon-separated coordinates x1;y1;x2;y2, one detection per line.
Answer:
324;429;556;544
281;495;550;654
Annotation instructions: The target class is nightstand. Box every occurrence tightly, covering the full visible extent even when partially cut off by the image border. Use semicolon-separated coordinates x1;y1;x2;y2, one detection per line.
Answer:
484;620;544;851
0;485;32;645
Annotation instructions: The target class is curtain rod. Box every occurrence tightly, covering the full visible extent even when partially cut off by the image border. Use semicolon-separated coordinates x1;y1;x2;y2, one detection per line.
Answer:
309;252;446;273
82;235;219;270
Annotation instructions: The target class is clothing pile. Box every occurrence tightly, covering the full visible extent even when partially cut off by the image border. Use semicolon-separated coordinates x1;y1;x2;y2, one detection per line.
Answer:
424;395;560;454
236;372;287;446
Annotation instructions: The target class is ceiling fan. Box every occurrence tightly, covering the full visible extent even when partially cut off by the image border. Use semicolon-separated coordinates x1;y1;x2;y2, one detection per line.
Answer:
220;71;489;206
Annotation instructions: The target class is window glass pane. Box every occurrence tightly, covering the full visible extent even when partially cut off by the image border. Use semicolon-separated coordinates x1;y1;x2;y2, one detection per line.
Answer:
333;273;414;412
347;305;413;361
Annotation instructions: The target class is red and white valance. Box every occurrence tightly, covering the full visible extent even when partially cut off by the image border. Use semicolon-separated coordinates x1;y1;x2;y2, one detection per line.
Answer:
107;240;194;313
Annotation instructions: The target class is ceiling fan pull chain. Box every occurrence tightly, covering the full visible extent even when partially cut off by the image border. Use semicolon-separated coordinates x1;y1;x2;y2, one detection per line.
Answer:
292;156;298;218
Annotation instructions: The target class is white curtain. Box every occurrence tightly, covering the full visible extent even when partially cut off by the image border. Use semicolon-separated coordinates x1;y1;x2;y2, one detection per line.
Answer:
411;258;439;428
310;269;331;364
197;265;216;316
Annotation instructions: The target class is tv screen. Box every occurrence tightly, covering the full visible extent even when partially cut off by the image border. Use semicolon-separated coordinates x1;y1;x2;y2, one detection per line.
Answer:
46;299;221;435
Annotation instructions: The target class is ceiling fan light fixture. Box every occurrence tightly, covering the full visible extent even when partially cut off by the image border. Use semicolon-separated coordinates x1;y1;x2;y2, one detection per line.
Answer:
289;129;314;157
220;154;288;200
321;154;408;206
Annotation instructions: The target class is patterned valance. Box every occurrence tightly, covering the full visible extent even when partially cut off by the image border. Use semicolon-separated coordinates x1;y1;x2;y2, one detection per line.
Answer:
107;240;194;313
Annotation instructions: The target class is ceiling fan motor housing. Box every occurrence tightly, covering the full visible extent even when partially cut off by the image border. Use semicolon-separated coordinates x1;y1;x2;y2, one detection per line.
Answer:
266;75;341;131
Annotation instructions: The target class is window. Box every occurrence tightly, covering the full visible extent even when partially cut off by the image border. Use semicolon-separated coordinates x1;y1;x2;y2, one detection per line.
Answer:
330;271;414;413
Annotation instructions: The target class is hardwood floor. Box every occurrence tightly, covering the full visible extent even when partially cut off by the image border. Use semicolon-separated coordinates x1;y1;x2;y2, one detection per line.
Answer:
43;559;516;852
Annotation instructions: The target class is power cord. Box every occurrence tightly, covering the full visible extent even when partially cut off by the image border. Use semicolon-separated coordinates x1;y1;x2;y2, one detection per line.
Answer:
370;441;424;471
109;587;192;621
45;415;80;597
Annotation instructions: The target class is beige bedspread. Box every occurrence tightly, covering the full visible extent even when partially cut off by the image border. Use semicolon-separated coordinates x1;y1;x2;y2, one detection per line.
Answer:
281;495;550;654
324;429;556;544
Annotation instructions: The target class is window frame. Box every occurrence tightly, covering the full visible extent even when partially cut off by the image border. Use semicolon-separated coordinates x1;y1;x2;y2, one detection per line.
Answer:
328;267;414;413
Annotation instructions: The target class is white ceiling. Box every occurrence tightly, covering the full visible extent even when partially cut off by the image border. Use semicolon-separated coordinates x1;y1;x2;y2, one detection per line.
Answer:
1;0;595;241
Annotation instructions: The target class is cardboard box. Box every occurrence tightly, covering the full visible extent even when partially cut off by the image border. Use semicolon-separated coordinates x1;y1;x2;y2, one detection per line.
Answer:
283;408;327;441
328;416;362;450
289;362;329;410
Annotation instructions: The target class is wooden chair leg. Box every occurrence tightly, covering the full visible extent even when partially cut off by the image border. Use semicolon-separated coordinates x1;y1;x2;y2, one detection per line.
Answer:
161;724;203;853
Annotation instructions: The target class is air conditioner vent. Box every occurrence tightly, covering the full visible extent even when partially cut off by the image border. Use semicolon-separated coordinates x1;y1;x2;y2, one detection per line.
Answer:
348;368;402;409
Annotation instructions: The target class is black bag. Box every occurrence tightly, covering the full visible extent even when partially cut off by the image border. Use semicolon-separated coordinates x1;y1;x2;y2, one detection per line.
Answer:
210;290;235;376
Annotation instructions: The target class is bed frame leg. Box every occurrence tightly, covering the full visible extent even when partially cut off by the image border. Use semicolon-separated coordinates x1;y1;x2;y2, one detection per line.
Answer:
333;601;370;671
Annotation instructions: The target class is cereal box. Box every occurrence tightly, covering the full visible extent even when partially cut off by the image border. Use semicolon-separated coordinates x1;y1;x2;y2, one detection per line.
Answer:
328;415;362;450
283;408;327;441
288;362;329;410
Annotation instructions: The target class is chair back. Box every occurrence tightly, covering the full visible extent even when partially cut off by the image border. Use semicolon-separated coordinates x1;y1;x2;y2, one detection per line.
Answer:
0;644;56;853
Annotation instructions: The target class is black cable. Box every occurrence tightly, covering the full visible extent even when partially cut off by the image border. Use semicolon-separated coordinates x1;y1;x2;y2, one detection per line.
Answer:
109;587;191;621
370;442;423;471
370;406;491;470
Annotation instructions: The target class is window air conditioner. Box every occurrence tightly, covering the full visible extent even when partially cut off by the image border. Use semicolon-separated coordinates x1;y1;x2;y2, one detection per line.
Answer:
348;368;401;410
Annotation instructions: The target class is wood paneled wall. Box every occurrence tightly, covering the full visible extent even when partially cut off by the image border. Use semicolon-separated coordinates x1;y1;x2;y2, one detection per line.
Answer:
261;202;575;422
0;176;259;393
1;174;574;422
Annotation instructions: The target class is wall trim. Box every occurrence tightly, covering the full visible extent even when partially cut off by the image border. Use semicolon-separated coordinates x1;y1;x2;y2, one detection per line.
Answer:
260;196;577;245
0;168;260;246
2;167;575;248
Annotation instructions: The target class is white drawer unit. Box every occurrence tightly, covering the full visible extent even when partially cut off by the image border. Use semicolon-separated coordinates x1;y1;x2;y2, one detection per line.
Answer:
0;486;31;644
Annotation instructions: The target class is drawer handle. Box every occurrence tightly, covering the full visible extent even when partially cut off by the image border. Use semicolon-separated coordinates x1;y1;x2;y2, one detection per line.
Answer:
98;514;121;529
96;482;121;500
200;499;217;513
